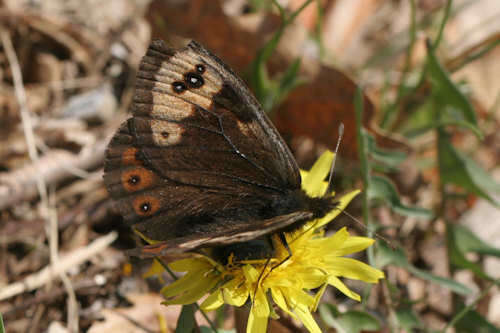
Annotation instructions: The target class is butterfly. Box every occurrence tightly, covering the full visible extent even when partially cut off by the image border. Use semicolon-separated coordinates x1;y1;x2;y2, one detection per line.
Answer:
103;39;336;262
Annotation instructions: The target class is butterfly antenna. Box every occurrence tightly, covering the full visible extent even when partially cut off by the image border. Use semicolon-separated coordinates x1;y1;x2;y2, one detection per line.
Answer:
339;209;394;248
325;123;344;195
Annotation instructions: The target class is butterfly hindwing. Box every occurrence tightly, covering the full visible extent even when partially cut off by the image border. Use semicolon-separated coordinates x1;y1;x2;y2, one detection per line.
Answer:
127;211;313;259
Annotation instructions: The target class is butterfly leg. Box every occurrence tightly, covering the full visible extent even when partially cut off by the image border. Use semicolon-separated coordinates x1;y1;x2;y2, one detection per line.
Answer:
253;232;293;301
253;257;272;303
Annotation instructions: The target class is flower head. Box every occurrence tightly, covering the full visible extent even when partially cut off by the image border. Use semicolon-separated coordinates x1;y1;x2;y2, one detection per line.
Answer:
155;151;384;332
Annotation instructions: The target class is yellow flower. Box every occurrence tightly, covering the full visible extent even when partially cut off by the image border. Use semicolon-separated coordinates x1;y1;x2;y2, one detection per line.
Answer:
159;151;384;332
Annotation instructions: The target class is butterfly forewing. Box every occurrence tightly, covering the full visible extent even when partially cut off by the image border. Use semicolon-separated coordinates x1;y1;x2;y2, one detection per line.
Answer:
104;40;304;243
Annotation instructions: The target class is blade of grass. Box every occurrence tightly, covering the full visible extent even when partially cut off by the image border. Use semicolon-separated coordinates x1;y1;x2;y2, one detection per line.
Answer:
432;0;453;51
448;35;500;72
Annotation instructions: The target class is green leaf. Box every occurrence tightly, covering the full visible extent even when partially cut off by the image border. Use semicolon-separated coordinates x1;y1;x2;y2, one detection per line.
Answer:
0;312;4;333
395;307;423;331
275;58;303;105
318;303;339;327
247;0;314;112
426;39;481;136
368;175;433;218
200;328;234;333
334;310;381;333
366;134;407;168
176;304;196;333
400;99;438;137
451;224;500;257
447;224;493;281
438;130;500;206
454;302;500;333
247;0;273;12
405;265;472;296
319;304;381;333
374;242;409;268
260;57;304;112
375;243;473;295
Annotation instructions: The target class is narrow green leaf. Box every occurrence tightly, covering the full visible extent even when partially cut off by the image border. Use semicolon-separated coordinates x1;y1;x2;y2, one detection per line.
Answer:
260;57;304;112
318;304;380;333
318;303;339;328
438;130;500;206
395;307;423;331
400;99;437;138
451;224;500;257
247;0;314;112
406;265;472;296
375;243;473;295
275;58;303;104
454;303;500;333
366;134;407;168
200;328;234;333
247;0;273;12
437;116;483;138
176;304;196;333
368;175;433;218
426;39;480;135
375;242;409;268
447;224;493;281
0;312;4;333
334;310;381;333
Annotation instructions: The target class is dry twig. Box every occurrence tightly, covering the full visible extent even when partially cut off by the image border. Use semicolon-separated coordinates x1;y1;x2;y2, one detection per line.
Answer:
1;27;81;331
0;231;118;301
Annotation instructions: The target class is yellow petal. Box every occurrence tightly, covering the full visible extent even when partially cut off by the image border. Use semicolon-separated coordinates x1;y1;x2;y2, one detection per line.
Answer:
251;287;270;318
327;275;361;301
334;236;375;256
143;259;165;281
270;288;296;319
286;288;316;309
312;283;327;311
247;306;268;333
162;275;219;305
247;287;270;333
242;264;260;283
169;258;213;272
222;278;250;307
200;290;224;311
161;271;203;298
292;267;326;290
326;227;350;247
324;257;385;283
294;303;322;333
301;151;335;197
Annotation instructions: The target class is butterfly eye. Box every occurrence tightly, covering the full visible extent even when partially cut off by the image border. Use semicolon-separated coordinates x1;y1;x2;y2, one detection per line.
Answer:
172;81;187;93
185;72;204;88
196;64;205;74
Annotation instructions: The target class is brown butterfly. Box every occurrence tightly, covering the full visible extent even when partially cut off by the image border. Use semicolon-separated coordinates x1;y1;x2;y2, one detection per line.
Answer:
103;40;336;261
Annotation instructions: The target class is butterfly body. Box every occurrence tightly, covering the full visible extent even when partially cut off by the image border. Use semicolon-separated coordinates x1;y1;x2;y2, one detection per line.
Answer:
104;40;335;260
